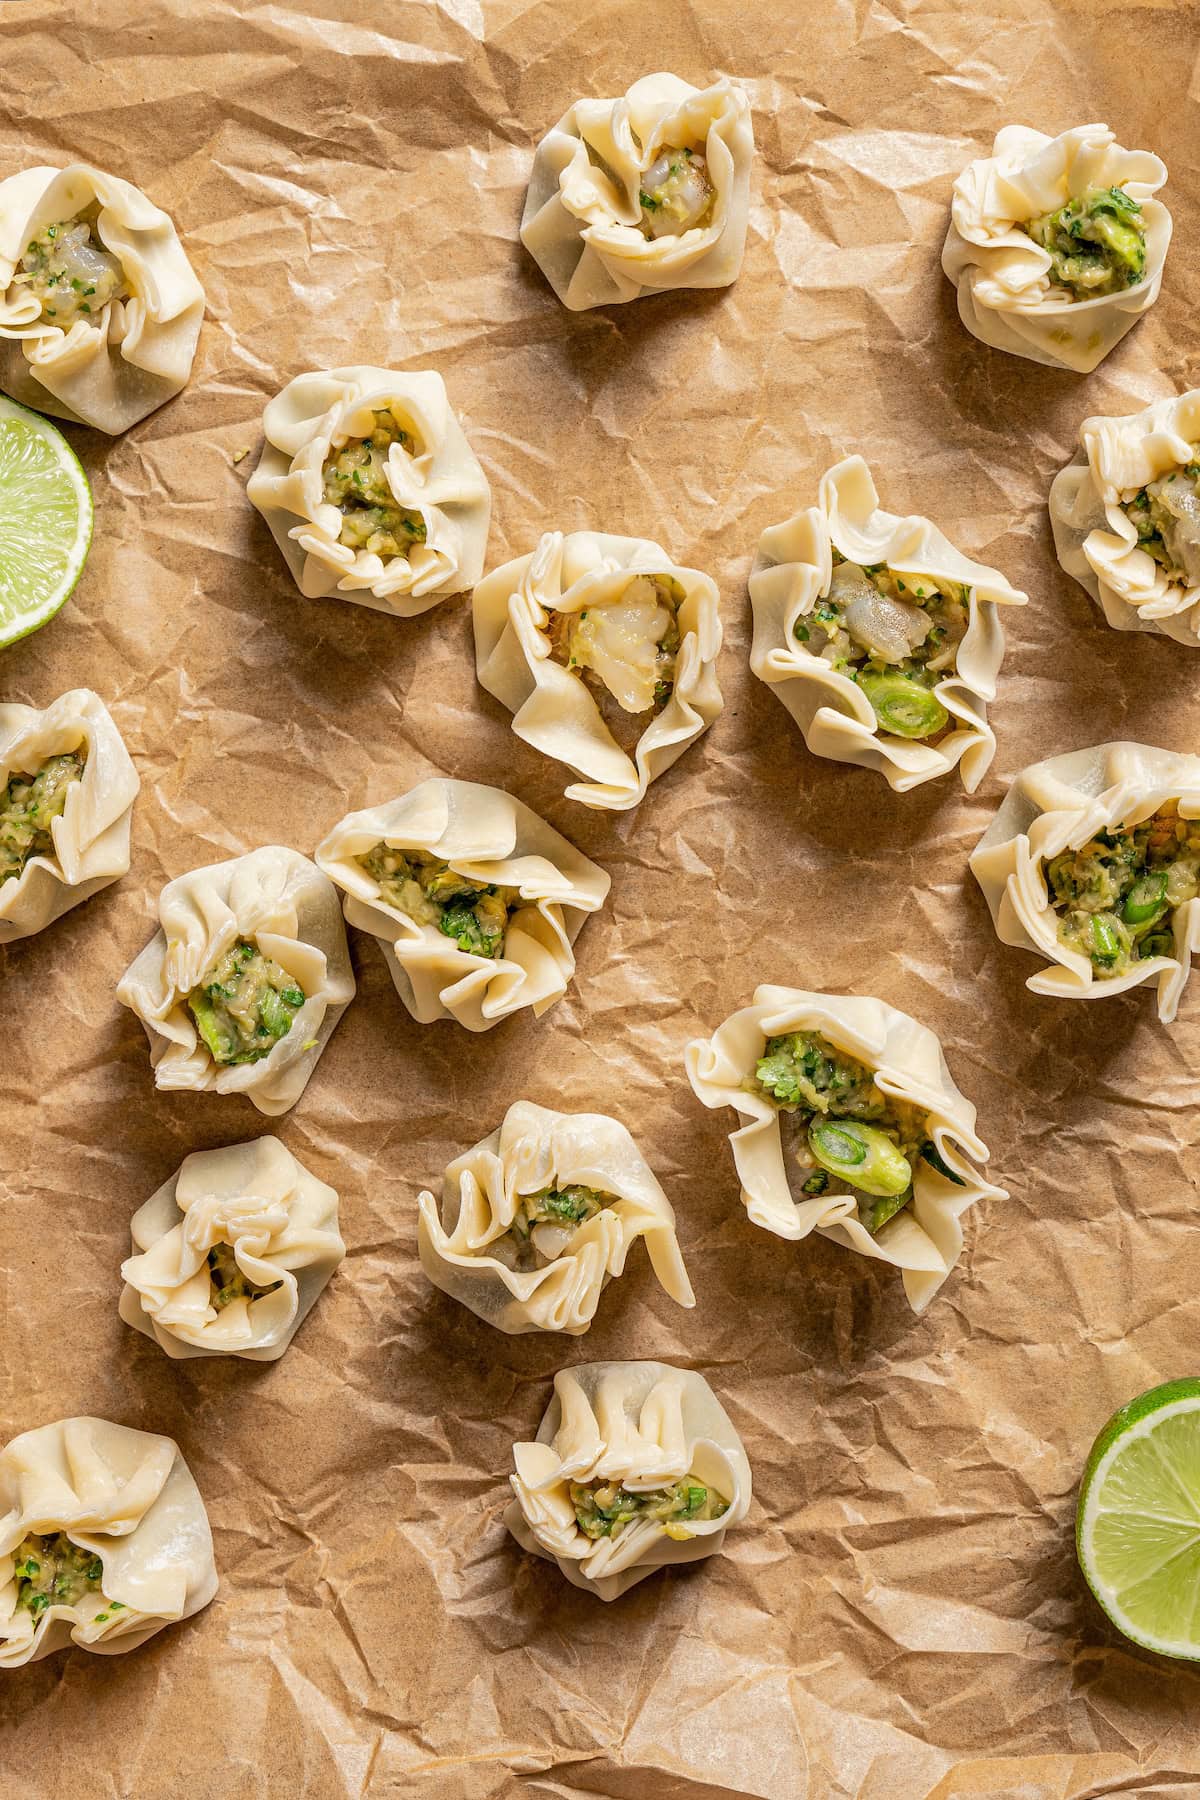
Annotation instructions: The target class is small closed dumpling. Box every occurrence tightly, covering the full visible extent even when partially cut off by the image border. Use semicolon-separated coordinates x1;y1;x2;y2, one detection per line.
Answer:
315;778;609;1032
247;366;491;617
686;988;1003;1314
942;124;1170;374
0;163;203;433
1050;389;1200;646
120;1137;344;1362
749;456;1026;793
474;530;722;811
117;846;355;1116
521;72;753;312
0;1417;217;1666
971;741;1200;1023
506;1362;751;1600
0;688;139;944
418;1100;694;1335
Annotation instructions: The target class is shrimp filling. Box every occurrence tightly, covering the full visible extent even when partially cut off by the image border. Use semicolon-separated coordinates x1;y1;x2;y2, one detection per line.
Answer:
206;1240;282;1312
1024;185;1147;300
571;1475;729;1542
639;145;715;238
0;750;85;883
321;408;427;558
1047;801;1200;979
794;552;968;741
1122;460;1200;588
487;1181;613;1272
10;1533;109;1619
753;1029;965;1233
14;206;128;327
187;939;306;1066
548;573;683;716
359;843;517;959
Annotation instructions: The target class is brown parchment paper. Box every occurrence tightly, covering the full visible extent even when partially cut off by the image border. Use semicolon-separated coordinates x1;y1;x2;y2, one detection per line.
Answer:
3;1;1200;1795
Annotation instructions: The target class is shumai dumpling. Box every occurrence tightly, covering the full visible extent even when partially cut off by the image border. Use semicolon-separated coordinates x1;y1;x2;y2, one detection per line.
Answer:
942;124;1170;374
521;72;753;312
0;163;204;433
120;1137;344;1362
246;366;491;617
315;778;609;1032
1;688;139;943
117;846;355;1116
418;1100;694;1335
474;530;722;811
748;456;1026;793
971;741;1200;1023
686;987;1003;1313
0;1417;217;1666
1049;389;1200;646
506;1362;751;1601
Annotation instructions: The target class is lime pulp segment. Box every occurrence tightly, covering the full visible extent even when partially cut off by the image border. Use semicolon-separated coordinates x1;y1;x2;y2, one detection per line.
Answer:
0;397;93;648
1077;1381;1200;1660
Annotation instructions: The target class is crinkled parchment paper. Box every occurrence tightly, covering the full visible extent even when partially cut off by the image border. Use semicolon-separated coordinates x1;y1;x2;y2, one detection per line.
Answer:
3;2;1200;1796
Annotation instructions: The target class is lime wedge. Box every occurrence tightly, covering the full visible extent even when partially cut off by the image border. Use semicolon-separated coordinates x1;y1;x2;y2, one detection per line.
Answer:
1077;1378;1200;1660
0;396;93;649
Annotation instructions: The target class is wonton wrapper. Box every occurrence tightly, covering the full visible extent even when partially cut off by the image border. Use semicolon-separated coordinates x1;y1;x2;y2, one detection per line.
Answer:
120;1136;345;1362
0;163;204;433
685;987;1003;1313
315;778;609;1033
117;846;355;1116
418;1100;694;1335
506;1361;751;1601
1049;389;1200;646
970;741;1200;1023
941;124;1171;374
521;72;753;312
473;530;723;811
748;456;1026;793
0;1417;217;1666
0;688;139;944
247;365;491;617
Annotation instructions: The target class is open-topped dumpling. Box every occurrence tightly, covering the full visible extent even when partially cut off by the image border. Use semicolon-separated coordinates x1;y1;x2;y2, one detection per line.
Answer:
520;72;753;311
117;846;355;1115
506;1362;751;1600
247;366;491;617
120;1137;344;1362
971;742;1200;1023
1050;390;1200;646
686;988;1003;1313
316;778;609;1032
0;689;139;944
942;124;1170;374
474;530;722;811
0;163;203;432
749;456;1025;792
418;1100;694;1334
0;1417;216;1665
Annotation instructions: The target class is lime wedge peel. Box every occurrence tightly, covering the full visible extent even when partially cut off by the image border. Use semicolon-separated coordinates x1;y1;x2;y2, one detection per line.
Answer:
0;395;93;650
1077;1378;1200;1661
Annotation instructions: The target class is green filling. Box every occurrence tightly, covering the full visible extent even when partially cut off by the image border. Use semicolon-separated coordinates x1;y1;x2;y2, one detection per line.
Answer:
207;1241;283;1312
1122;462;1200;586
322;408;426;557
358;843;517;959
11;1532;104;1617
793;554;965;741
1048;801;1199;980
753;1030;963;1234
570;1474;729;1542
15;207;127;325
187;938;306;1066
1025;185;1147;299
0;750;85;884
